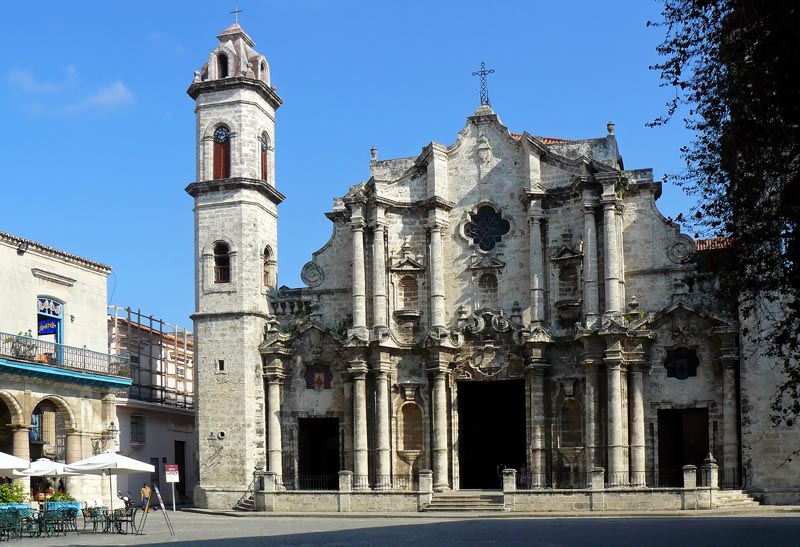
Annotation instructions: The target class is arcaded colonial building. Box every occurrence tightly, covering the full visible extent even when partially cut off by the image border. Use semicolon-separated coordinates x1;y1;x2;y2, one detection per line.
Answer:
0;231;130;503
189;23;798;510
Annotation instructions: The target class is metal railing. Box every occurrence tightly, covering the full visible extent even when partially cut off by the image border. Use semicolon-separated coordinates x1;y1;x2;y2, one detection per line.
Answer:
234;476;258;509
719;468;741;489
516;472;588;490
0;331;130;378
274;474;418;491
296;475;339;490
370;475;416;490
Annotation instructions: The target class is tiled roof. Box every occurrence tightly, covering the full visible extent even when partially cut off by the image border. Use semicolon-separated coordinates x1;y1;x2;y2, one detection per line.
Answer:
0;231;111;272
509;133;573;145
695;236;732;251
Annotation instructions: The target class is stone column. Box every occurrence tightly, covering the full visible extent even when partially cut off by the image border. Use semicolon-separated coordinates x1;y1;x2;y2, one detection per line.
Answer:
527;362;547;487
528;211;545;324
374;367;391;487
12;426;31;493
582;199;600;325
371;219;388;330
350;205;368;336
628;366;646;486
428;220;447;329
12;426;31;462
430;367;450;491
601;192;621;315
605;338;626;485
266;373;284;475
582;355;601;470
64;430;83;494
350;361;369;488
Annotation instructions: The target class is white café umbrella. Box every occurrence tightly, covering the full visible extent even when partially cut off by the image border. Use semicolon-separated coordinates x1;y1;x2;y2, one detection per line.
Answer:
65;451;155;511
0;450;29;475
14;458;79;477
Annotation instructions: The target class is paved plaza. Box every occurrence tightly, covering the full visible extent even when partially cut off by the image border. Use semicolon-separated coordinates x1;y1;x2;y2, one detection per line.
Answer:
20;509;800;546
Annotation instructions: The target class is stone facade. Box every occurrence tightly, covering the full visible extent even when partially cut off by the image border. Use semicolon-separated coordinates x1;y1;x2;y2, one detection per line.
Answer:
189;24;798;509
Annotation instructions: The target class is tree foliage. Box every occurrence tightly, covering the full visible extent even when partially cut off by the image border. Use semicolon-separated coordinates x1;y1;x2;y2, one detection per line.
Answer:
649;0;800;430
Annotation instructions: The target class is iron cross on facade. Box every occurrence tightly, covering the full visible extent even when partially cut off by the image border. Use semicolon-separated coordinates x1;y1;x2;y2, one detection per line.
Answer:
471;62;495;106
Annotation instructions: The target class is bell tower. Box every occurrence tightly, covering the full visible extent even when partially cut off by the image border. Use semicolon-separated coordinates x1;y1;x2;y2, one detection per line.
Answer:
186;21;284;509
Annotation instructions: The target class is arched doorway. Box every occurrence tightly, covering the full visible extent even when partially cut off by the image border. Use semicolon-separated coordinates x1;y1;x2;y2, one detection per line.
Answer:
0;398;12;455
28;397;72;498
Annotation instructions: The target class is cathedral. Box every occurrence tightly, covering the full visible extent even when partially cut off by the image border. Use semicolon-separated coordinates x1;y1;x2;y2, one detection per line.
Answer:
187;22;798;510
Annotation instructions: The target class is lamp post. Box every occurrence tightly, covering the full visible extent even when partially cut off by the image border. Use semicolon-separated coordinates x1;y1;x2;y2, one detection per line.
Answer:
91;421;119;454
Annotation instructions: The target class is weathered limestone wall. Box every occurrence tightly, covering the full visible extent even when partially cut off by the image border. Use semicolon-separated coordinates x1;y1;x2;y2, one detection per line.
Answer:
740;302;800;504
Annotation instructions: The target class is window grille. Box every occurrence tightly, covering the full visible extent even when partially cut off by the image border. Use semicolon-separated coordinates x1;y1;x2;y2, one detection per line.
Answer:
131;415;146;444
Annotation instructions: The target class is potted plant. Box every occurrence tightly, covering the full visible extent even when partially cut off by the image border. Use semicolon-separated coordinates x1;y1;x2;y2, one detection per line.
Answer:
0;481;26;505
8;331;36;360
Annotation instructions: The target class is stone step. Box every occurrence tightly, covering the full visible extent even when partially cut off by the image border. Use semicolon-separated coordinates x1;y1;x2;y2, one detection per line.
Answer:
715;489;760;508
425;491;507;512
234;496;256;511
424;503;507;512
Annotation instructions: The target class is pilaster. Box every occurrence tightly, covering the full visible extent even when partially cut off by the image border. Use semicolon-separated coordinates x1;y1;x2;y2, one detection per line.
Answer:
580;347;602;471
371;215;388;331
526;356;549;487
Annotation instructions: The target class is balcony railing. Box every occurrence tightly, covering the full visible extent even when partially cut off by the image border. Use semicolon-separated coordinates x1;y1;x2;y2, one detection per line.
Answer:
0;331;130;378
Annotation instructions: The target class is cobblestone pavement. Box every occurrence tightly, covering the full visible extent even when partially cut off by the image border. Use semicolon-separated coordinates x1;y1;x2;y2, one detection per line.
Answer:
25;510;800;546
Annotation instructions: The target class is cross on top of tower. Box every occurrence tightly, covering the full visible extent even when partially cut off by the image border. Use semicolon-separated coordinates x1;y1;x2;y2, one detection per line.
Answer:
230;4;243;24
471;62;495;107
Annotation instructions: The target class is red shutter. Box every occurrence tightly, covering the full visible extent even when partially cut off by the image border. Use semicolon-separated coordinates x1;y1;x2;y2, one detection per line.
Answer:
213;141;230;179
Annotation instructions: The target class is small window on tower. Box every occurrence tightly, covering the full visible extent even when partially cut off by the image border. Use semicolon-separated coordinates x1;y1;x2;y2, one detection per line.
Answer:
260;132;270;181
217;53;229;78
213;242;231;283
213;125;231;179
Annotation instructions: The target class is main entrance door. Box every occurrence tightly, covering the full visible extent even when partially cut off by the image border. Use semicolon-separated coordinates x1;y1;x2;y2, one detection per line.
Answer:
657;408;709;486
298;418;339;489
457;380;526;489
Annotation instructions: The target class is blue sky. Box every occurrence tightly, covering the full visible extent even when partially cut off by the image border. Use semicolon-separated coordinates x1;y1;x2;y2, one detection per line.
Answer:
2;1;693;328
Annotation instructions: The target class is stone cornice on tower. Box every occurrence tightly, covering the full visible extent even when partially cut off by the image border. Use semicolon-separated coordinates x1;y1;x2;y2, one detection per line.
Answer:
185;177;285;206
187;76;283;111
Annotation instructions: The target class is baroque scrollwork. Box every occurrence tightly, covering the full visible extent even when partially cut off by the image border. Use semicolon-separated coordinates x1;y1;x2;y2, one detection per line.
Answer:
300;261;325;287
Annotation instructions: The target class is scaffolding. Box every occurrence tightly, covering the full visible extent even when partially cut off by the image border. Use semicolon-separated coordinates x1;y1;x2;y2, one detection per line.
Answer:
108;306;194;409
